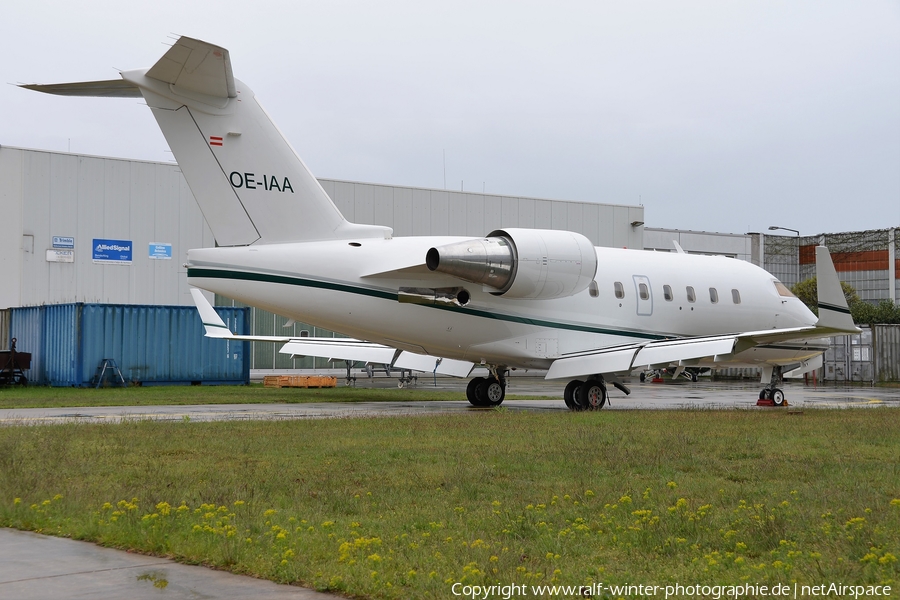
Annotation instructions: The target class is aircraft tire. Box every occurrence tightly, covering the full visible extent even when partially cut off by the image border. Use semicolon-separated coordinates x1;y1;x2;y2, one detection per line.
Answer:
466;377;486;406
563;379;582;410
477;377;505;407
771;388;785;406
759;389;768;400
579;379;607;410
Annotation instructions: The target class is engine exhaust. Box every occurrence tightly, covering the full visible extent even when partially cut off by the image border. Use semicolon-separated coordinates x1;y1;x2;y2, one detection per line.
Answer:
425;236;516;293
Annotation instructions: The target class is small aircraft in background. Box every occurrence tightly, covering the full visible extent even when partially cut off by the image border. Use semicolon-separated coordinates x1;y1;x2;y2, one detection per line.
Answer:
23;36;859;409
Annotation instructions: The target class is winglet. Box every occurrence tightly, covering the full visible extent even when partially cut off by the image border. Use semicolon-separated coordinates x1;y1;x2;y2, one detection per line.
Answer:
190;288;234;338
815;246;859;333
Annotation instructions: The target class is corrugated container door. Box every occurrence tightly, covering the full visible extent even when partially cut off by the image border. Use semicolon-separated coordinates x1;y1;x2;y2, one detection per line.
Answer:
875;325;900;382
9;306;45;385
42;304;82;386
80;304;249;385
195;307;250;383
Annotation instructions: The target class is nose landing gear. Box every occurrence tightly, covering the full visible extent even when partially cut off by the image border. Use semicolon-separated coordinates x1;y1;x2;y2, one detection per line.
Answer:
757;366;788;407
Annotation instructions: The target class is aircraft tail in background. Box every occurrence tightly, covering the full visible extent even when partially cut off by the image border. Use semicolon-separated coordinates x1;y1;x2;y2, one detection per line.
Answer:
21;36;391;247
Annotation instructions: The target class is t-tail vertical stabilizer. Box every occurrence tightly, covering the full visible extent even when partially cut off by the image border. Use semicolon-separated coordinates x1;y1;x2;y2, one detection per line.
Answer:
21;36;391;247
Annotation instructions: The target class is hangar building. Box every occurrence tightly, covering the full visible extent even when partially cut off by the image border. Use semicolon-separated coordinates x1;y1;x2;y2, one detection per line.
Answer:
0;146;643;371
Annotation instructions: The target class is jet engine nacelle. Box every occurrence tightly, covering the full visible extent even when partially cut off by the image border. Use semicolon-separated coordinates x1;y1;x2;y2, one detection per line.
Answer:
426;228;598;299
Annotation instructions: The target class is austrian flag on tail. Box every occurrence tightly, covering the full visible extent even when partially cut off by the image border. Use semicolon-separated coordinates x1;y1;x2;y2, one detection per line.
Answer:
209;136;223;147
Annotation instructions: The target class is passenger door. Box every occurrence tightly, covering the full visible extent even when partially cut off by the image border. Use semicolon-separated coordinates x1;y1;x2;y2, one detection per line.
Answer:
633;275;653;316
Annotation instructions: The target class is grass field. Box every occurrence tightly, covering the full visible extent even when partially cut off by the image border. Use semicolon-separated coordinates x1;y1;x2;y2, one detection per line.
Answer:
0;382;555;409
1;408;899;598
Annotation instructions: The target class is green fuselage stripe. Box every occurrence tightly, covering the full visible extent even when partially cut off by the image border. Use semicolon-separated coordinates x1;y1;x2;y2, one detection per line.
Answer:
187;267;666;340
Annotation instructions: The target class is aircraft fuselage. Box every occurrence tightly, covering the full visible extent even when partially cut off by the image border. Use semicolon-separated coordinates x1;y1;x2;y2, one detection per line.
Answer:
187;237;819;370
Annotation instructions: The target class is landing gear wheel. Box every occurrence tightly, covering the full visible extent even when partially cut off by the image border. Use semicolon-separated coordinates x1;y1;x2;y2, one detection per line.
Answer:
759;389;768;400
689;371;698;382
563;379;583;410
639;372;646;383
579;379;607;411
476;377;505;407
770;388;785;406
466;377;486;406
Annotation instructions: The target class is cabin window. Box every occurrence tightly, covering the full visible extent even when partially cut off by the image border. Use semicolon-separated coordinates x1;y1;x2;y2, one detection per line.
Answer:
299;330;310;338
614;282;625;299
589;281;599;298
774;281;796;298
663;285;673;301
686;286;696;303
732;289;741;304
639;283;649;300
709;287;719;304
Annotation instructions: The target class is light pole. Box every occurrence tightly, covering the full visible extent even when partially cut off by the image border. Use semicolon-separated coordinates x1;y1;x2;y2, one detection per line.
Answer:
767;226;800;286
767;225;799;236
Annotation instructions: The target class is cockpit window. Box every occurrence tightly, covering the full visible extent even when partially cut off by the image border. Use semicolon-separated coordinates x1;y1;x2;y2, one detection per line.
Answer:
773;281;796;298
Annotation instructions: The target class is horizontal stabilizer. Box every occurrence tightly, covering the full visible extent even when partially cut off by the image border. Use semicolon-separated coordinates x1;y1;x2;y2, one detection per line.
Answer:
19;79;142;98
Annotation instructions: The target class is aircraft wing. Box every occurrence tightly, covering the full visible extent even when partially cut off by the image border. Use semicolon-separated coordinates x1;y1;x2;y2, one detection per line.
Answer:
190;288;473;376
547;246;859;380
546;336;739;380
279;339;397;365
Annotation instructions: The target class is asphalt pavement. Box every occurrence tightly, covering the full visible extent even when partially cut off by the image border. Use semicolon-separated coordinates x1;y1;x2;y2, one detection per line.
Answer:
0;378;896;425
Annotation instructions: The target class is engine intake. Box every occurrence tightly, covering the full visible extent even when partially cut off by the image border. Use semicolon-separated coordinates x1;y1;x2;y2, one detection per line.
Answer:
426;228;598;299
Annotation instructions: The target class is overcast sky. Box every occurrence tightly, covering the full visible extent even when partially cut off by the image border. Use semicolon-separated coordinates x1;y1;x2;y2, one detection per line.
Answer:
3;1;898;236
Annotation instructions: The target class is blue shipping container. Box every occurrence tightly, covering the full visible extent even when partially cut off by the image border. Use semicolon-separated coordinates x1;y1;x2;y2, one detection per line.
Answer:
9;303;250;386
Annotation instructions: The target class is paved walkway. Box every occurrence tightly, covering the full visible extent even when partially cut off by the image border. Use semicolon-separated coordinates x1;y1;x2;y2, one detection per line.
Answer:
0;529;336;600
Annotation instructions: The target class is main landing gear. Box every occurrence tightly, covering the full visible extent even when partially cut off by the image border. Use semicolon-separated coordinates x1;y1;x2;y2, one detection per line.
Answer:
562;376;632;411
465;367;507;407
464;369;629;411
563;377;608;411
757;365;788;407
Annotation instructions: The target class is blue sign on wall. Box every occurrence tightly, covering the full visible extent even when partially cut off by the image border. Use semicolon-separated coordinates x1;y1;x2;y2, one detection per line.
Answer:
149;242;172;260
92;239;133;264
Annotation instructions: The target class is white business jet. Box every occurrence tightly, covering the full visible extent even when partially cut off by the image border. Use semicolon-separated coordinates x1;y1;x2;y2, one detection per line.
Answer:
23;37;860;409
